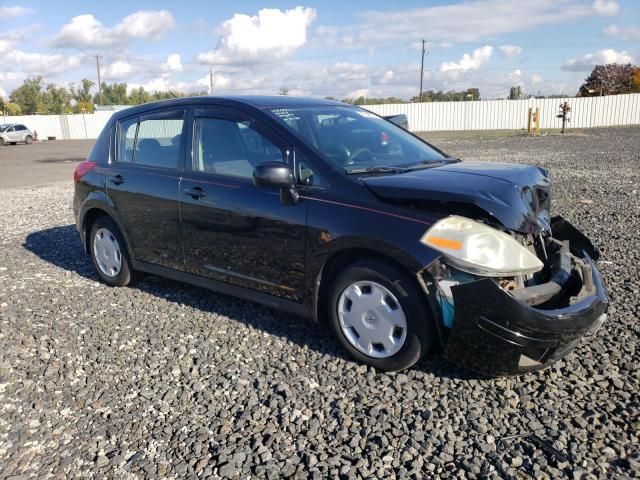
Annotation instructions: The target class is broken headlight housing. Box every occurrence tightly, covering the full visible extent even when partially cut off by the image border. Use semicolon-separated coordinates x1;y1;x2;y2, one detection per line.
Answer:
420;215;544;277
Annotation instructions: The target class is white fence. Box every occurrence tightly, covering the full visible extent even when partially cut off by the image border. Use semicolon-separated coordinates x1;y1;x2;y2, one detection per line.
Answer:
3;93;640;139
366;93;640;131
1;111;114;140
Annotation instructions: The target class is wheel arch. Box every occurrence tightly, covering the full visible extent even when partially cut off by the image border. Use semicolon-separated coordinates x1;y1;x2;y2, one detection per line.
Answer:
80;205;133;258
313;244;438;325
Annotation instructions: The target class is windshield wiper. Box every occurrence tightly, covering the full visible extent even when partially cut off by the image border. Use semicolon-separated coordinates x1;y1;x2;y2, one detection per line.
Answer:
404;157;461;171
345;165;409;175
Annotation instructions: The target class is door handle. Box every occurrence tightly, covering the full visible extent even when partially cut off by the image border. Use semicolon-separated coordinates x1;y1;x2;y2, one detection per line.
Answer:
184;186;207;199
110;175;125;185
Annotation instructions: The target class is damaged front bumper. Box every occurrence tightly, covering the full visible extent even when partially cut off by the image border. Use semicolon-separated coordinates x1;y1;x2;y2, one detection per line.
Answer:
423;216;609;376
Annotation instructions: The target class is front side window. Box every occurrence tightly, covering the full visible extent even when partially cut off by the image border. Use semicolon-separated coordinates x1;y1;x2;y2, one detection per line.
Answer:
268;106;445;173
117;112;184;168
193;117;285;179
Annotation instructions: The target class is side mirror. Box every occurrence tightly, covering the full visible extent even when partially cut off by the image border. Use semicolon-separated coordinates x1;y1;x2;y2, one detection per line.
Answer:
253;162;295;189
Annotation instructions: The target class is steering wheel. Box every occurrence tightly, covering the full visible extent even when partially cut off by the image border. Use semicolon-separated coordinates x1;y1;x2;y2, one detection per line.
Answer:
345;148;372;166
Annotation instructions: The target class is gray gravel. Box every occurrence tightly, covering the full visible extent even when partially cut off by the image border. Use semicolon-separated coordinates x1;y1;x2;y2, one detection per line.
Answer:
1;127;639;479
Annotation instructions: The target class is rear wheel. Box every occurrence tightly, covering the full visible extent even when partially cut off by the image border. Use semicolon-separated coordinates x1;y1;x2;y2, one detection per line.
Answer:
328;259;434;371
25;135;33;144
89;216;136;286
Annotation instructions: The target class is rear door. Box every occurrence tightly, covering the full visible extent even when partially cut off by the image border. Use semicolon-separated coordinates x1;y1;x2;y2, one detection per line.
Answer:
107;108;187;269
14;125;27;141
180;106;308;301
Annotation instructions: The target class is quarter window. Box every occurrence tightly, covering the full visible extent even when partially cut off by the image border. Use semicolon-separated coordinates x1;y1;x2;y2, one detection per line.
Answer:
193;117;285;179
118;118;137;163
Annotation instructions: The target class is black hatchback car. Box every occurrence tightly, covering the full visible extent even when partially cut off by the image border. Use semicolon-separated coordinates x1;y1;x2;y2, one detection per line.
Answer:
73;96;608;375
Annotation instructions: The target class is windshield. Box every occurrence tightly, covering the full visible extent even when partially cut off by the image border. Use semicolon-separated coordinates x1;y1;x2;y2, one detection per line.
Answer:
268;106;446;173
0;124;10;132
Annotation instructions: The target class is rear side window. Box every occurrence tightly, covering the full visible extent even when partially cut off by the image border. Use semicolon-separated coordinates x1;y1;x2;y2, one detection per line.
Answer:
15;125;27;131
117;111;185;169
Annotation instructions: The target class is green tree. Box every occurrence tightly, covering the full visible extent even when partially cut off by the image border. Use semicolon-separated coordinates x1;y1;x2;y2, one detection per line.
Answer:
97;82;128;105
509;85;523;100
410;89;481;102
465;88;480;100
127;87;152;105
4;102;22;115
342;96;407;105
279;86;290;96
43;84;71;114
70;79;95;104
10;76;46;114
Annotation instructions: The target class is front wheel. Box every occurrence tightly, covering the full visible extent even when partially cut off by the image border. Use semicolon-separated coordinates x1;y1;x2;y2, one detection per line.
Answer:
328;259;434;371
89;216;136;286
24;135;33;144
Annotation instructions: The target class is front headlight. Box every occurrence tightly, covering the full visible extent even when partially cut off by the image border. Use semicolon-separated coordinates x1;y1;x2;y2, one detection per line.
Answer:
420;215;543;277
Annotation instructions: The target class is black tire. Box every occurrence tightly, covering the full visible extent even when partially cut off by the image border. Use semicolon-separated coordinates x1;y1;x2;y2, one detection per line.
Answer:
0;138;4;146
25;135;33;144
328;259;434;371
89;216;136;287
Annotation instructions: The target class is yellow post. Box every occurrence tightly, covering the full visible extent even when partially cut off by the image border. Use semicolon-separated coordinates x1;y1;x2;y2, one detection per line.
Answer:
527;107;532;134
535;107;540;134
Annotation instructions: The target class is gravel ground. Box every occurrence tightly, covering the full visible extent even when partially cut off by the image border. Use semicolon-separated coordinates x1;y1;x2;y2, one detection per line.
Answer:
1;127;639;479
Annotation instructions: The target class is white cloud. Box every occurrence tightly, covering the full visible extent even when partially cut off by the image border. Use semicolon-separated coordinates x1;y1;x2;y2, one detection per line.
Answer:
562;48;634;71
592;0;619;16
320;0;613;48
603;24;640;40
531;74;543;85
162;54;182;73
196;7;316;65
196;73;231;91
4;50;81;76
52;10;175;48
103;61;135;81
440;46;493;72
498;44;522;58
0;6;33;18
127;77;184;94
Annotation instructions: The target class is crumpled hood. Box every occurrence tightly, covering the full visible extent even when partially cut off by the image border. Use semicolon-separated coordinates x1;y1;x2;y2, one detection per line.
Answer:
364;161;551;234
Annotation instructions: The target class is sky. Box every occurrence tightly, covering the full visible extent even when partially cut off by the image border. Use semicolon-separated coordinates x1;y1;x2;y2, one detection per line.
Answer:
0;0;638;100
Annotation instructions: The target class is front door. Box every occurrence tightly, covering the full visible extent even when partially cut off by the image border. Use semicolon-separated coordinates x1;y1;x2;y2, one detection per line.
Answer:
180;106;307;301
107;108;187;269
5;126;18;142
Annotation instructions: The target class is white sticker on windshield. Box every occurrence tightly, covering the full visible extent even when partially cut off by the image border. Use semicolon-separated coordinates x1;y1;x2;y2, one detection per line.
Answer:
271;108;300;122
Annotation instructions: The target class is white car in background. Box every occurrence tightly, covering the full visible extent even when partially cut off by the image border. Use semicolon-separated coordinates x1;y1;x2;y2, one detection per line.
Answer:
0;124;34;145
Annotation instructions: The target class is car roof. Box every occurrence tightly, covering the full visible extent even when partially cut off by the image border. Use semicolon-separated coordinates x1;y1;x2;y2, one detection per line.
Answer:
110;95;348;121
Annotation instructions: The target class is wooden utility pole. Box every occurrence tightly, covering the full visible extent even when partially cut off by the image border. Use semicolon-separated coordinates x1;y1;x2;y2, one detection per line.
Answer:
95;55;103;104
209;68;214;95
419;40;426;102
